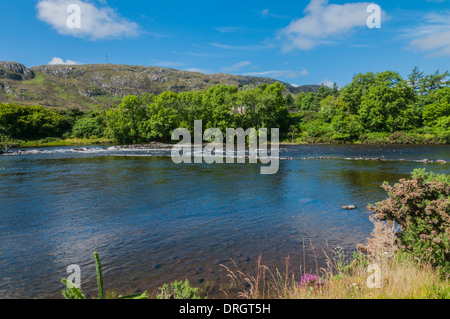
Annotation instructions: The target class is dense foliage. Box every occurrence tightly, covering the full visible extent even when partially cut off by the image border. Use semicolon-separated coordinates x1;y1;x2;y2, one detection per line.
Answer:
290;69;450;144
105;83;289;144
0;104;71;140
368;169;450;276
0;68;449;145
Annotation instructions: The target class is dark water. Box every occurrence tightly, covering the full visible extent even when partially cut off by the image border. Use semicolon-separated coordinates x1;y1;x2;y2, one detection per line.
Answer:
0;144;449;298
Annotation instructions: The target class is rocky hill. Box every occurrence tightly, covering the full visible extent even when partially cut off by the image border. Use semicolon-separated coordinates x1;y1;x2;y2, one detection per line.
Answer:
0;61;320;110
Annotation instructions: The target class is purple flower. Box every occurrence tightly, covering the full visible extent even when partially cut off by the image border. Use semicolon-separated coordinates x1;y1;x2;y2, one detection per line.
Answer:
298;274;325;290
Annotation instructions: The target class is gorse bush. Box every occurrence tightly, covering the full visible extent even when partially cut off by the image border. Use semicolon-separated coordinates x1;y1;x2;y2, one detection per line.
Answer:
368;169;450;276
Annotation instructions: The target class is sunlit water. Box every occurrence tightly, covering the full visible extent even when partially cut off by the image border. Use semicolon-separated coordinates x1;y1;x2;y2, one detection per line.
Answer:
0;144;449;298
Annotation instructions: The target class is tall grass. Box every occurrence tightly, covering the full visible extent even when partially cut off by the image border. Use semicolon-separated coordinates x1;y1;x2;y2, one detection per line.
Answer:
220;248;450;299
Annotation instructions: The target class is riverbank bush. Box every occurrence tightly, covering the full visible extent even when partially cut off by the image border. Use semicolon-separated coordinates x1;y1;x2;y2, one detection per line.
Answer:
368;169;450;276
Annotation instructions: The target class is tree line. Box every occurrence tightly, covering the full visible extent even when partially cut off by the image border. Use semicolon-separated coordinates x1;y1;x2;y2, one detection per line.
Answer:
0;67;449;148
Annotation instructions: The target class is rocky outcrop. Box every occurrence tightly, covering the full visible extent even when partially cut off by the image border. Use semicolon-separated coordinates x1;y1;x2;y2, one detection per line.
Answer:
30;65;86;79
0;62;34;80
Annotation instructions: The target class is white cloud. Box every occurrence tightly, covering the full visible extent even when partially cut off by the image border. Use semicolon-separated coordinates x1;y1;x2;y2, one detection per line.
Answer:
243;69;309;79
407;12;450;57
259;9;289;19
299;69;310;76
48;57;81;65
321;79;335;88
36;0;139;40
153;61;185;68
184;68;210;74
210;42;269;51
222;61;252;72
279;0;381;51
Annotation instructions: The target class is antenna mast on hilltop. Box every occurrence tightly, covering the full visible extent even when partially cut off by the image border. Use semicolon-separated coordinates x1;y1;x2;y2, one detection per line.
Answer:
106;53;109;64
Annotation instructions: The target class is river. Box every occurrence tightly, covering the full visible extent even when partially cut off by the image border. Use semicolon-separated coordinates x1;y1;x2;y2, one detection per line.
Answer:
0;144;449;298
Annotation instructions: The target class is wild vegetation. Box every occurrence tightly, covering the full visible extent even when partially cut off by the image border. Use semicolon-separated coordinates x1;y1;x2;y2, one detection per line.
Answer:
0;67;448;150
59;170;450;299
368;169;450;276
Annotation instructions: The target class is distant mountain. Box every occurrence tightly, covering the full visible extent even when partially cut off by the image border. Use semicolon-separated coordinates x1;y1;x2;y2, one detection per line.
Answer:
0;62;320;110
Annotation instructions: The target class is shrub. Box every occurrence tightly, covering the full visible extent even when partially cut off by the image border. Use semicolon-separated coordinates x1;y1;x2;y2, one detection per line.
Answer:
157;279;202;299
0;134;15;153
72;114;106;138
368;169;450;276
389;131;415;144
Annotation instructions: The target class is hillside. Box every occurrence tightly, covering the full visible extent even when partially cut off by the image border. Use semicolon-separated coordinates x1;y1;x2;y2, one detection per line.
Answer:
0;62;320;110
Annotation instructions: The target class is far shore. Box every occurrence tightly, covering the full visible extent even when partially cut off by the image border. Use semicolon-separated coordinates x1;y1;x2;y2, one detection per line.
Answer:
10;138;450;150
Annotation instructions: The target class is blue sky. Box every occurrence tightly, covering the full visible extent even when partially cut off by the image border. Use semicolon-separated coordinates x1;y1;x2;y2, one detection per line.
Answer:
0;0;449;87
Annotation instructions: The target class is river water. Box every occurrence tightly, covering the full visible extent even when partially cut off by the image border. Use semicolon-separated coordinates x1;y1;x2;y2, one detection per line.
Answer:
0;144;449;298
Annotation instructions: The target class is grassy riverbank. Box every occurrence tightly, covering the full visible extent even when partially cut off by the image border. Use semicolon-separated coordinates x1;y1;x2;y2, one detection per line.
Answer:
70;250;450;300
281;131;449;145
216;252;450;300
14;137;114;148
11;132;450;149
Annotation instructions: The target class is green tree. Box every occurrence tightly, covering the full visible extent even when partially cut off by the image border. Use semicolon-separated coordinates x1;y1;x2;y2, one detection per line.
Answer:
294;92;305;110
300;92;318;111
285;93;295;110
106;95;148;144
0;103;70;139
423;87;450;127
340;72;376;115
0;134;14;153
72;112;107;138
357;71;418;132
419;70;450;95
408;66;425;94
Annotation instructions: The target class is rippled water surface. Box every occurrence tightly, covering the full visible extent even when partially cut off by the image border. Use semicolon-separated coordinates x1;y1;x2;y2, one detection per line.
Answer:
0;144;449;298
